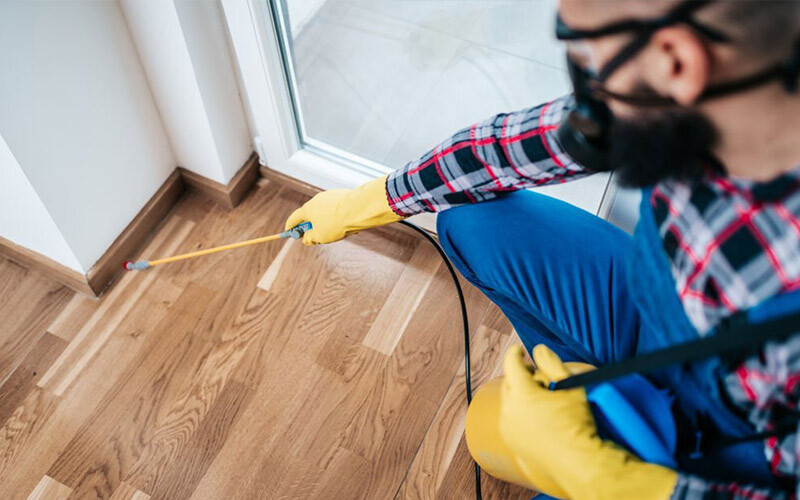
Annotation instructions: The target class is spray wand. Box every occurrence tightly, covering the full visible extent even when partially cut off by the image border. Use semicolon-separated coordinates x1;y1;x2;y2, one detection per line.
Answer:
123;222;312;271
121;218;481;497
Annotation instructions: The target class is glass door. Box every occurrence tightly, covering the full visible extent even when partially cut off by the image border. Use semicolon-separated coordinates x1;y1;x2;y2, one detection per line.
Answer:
223;0;613;216
269;0;570;172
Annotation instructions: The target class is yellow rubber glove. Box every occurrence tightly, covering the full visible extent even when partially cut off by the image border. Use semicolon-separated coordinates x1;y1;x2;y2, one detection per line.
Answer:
284;175;404;246
467;378;574;499
499;345;678;500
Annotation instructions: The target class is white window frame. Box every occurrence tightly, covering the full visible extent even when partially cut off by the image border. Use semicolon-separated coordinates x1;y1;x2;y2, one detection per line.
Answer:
221;0;383;189
222;0;445;231
221;0;620;229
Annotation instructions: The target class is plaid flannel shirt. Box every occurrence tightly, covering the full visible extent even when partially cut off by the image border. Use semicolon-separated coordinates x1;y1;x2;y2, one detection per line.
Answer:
386;94;800;499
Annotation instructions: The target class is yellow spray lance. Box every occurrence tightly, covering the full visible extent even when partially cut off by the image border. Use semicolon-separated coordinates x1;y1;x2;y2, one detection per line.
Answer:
122;218;484;497
123;222;312;271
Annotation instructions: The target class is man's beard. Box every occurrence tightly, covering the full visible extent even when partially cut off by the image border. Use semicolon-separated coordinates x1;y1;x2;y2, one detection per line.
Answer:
607;92;720;188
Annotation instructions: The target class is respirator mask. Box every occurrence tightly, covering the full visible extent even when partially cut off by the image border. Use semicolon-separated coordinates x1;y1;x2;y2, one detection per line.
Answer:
555;0;800;185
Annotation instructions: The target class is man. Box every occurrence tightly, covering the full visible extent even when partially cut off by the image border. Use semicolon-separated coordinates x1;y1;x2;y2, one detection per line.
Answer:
285;1;800;498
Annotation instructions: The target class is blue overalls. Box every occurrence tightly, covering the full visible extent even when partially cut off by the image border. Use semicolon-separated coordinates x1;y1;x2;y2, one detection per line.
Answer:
436;188;794;497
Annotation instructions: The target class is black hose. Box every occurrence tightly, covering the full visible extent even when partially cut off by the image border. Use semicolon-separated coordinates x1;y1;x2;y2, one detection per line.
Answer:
398;220;482;500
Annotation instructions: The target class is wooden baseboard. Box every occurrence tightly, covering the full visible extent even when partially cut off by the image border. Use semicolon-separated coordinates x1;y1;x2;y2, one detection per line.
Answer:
86;169;185;296
2;155;262;298
1;171;184;298
180;153;260;210
0;235;95;296
259;165;321;197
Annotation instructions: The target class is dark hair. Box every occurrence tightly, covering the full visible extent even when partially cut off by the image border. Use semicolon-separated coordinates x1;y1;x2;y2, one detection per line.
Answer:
709;1;800;57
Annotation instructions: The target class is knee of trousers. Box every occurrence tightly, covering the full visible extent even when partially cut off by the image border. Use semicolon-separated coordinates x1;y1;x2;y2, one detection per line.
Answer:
465;378;567;498
435;207;488;287
435;191;565;291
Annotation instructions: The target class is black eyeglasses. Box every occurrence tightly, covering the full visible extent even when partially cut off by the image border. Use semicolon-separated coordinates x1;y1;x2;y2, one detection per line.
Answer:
555;0;731;82
555;1;731;43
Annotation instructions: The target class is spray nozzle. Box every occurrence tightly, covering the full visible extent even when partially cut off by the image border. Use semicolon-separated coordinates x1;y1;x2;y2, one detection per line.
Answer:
281;222;313;240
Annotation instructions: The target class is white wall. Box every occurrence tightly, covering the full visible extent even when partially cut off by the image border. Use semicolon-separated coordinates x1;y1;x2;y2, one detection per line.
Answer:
0;135;82;272
0;0;176;272
121;0;252;184
120;0;224;182
175;0;252;182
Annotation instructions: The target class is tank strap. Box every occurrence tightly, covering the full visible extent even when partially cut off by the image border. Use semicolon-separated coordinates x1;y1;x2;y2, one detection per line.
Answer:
708;414;800;451
552;310;800;390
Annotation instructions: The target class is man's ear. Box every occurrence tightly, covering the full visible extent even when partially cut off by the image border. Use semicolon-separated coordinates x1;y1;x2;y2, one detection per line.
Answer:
646;26;710;106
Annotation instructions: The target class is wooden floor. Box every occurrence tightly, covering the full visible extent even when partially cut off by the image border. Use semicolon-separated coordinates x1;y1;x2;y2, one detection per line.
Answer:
0;180;533;500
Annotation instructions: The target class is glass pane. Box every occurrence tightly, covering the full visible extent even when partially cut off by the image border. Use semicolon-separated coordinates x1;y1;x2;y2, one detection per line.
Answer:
272;0;569;171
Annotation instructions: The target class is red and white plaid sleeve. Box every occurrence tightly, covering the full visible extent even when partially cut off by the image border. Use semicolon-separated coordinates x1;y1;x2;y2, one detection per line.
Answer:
385;94;590;216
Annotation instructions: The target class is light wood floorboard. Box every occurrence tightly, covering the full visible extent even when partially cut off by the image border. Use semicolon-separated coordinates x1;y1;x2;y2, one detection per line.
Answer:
0;183;533;499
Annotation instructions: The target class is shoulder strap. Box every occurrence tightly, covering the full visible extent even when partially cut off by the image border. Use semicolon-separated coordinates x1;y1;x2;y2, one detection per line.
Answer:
552;311;800;391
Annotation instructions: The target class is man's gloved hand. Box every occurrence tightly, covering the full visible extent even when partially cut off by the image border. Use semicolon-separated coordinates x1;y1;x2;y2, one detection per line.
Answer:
284;175;404;246
499;345;678;500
